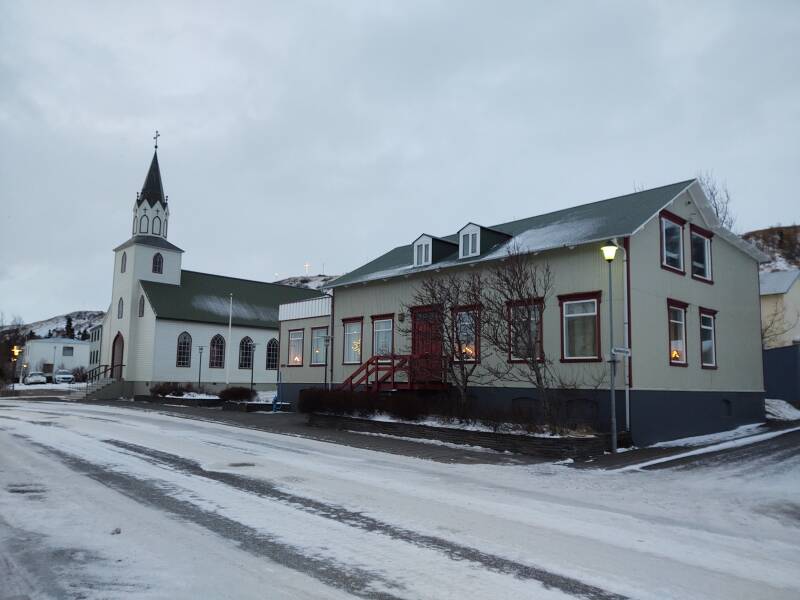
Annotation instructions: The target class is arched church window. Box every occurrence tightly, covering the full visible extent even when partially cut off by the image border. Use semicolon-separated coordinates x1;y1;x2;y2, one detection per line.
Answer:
209;334;225;369
152;253;163;274
138;295;145;317
176;332;192;368
265;338;279;370
152;216;162;235
117;298;124;319
239;337;254;369
121;252;127;273
132;216;137;235
163;220;168;237
139;214;149;233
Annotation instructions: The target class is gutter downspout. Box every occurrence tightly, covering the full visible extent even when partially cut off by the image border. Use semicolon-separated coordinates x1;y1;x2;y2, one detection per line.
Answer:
329;290;335;390
613;238;631;431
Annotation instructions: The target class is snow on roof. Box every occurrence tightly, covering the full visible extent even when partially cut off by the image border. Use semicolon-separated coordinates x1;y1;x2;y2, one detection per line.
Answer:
25;338;90;345
759;269;800;296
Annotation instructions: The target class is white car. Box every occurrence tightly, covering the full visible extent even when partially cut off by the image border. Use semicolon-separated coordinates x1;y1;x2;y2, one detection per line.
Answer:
23;372;47;385
53;369;75;384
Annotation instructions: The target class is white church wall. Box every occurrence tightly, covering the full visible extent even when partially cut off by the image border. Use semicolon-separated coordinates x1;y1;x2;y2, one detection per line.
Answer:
127;291;157;381
151;319;280;386
131;245;181;286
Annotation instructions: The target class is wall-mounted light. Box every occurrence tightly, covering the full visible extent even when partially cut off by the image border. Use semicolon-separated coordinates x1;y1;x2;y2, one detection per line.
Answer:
601;241;618;262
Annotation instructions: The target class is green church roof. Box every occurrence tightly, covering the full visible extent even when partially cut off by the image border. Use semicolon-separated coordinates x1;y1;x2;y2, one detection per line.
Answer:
141;270;324;329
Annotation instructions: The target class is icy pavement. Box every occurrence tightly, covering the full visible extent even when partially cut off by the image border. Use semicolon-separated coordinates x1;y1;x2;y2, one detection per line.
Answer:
1;401;799;599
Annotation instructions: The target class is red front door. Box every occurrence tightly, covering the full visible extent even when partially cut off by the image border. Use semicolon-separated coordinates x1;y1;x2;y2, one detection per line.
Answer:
411;307;443;383
111;333;124;380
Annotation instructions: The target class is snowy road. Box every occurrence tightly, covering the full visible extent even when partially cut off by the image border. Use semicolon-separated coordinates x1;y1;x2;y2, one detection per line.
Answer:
1;401;798;599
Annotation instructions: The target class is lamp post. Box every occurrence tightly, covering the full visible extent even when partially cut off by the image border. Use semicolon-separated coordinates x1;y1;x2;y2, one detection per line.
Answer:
249;342;258;394
601;241;618;454
198;346;205;390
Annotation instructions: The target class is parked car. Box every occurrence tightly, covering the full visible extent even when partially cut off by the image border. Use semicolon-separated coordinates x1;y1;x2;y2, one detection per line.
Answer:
23;372;47;385
53;369;75;384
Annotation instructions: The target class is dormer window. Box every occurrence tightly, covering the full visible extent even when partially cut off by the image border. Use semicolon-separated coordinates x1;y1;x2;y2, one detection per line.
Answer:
458;224;481;259
414;238;432;267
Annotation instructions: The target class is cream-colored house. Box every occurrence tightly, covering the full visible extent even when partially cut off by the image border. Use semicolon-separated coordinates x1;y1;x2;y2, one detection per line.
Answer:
279;180;769;444
760;269;800;348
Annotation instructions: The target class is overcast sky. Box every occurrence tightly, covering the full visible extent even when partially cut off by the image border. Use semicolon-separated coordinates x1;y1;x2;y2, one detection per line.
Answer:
1;1;798;323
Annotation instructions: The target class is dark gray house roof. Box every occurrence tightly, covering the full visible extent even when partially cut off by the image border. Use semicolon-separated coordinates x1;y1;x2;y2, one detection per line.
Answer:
328;180;698;289
141;270;323;329
113;235;184;253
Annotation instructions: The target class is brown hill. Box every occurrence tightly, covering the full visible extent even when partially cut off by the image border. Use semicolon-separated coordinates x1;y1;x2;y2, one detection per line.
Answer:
743;225;800;271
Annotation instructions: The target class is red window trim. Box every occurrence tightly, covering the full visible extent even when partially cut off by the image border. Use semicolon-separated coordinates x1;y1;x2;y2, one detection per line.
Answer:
309;326;328;367
452;305;481;363
659;210;686;276
370;314;395;359
699;307;718;370
286;328;304;367
558;291;602;363
689;224;714;285
506;298;544;363
342;317;363;365
667;299;688;367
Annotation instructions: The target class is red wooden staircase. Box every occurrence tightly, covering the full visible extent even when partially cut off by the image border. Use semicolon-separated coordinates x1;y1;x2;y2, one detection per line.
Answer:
337;354;446;393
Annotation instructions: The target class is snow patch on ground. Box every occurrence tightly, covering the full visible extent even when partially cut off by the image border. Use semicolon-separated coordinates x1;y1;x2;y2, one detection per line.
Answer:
368;413;593;438
165;392;219;400
766;398;800;421
652;423;766;448
6;382;84;391
620;426;800;471
346;430;506;454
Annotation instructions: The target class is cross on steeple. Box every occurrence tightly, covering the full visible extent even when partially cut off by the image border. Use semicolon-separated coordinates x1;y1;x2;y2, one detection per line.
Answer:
153;130;160;150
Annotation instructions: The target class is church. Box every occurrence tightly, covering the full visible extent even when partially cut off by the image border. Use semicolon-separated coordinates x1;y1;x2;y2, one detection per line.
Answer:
91;142;322;398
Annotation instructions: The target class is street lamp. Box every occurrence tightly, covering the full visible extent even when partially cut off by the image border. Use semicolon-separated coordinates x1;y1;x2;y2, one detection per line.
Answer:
198;346;205;390
249;342;258;394
601;241;618;453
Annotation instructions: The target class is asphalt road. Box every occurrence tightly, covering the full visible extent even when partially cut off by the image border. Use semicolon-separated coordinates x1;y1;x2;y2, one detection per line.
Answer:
1;400;798;599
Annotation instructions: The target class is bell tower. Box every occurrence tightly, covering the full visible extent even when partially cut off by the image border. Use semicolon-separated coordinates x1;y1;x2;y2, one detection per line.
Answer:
132;130;170;239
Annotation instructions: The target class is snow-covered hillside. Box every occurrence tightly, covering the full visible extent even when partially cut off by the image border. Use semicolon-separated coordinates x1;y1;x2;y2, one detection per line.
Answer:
743;225;800;271
0;310;105;339
274;274;337;291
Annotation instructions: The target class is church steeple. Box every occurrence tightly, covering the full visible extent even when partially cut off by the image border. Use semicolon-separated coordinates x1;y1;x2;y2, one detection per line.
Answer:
137;151;167;209
131;132;170;240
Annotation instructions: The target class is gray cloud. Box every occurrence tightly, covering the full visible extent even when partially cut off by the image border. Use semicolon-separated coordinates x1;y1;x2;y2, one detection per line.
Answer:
1;0;798;322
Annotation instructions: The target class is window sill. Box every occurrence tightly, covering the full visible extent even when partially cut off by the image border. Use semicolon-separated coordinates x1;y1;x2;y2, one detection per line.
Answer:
661;263;686;276
309;363;327;367
342;361;362;366
560;357;602;363
691;274;714;285
669;361;688;368
701;364;718;370
286;364;304;368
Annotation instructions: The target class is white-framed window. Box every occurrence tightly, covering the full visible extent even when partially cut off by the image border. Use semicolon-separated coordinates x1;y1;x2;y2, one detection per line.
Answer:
660;212;685;272
560;294;600;360
117;298;123;319
343;320;362;364
62;346;73;357
414;239;432;267
239;336;254;369
138;295;145;317
459;225;480;258
121;252;127;273
311;327;328;365
152;253;164;274
152;216;162;235
176;332;191;368
209;334;225;369
453;308;479;362
139;214;149;234
700;309;717;368
372;318;393;357
691;227;713;281
288;330;304;366
265;338;279;370
668;301;688;365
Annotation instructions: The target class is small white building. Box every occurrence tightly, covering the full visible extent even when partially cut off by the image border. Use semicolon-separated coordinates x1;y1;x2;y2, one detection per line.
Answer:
95;146;321;397
760;269;800;348
22;338;91;380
